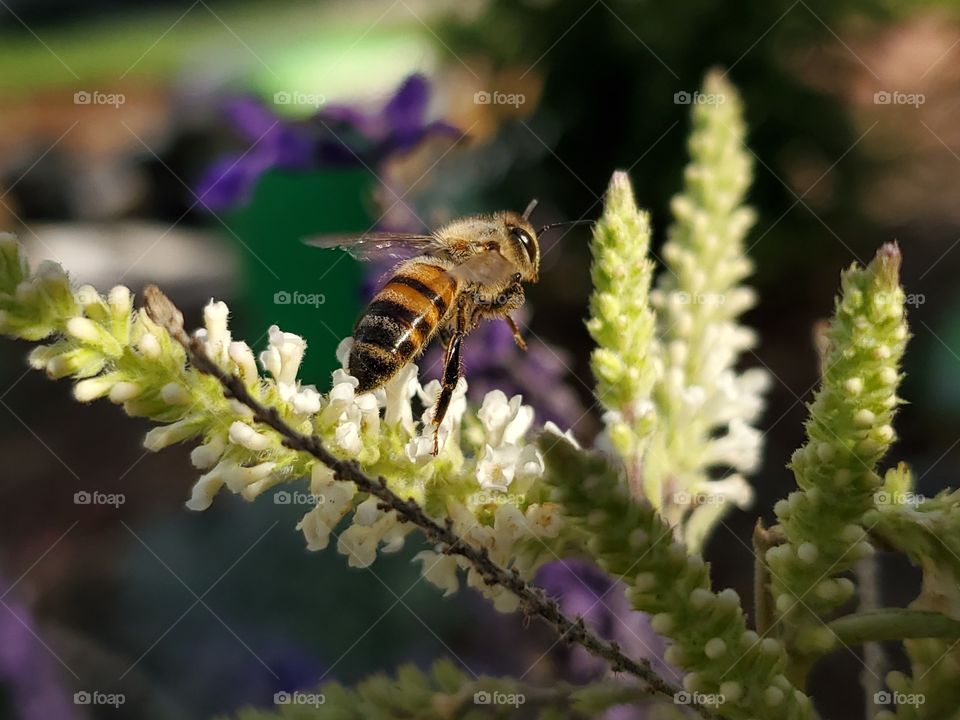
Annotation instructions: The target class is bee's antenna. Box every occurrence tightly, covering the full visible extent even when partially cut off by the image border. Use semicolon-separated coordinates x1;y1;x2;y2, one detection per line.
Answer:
522;199;539;220
536;219;594;236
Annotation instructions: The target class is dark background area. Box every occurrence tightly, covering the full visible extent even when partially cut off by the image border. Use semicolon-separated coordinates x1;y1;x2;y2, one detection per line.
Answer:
2;1;960;718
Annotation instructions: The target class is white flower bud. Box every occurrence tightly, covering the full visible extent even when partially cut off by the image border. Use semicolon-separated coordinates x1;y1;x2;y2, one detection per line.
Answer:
109;381;141;403
690;588;713;608
719;681;742;703
161;382;191;405
633;572;657;592
651;613;673;633
228;341;259;381
191;436;225;469
764;686;784;706
760;637;781;655
797;542;818;563
704;637;726;658
663;644;685;666
354;497;380;527
66;317;101;344
139;332;161;359
108;285;132;315
228;421;271;452
144;418;197;451
73;376;115;402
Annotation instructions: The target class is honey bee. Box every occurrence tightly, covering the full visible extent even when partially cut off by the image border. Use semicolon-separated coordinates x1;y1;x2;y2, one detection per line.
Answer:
306;200;585;454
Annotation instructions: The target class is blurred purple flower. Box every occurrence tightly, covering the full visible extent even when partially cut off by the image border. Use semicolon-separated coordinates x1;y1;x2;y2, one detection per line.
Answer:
536;559;673;681
419;316;586;428
0;576;80;720
196;74;460;212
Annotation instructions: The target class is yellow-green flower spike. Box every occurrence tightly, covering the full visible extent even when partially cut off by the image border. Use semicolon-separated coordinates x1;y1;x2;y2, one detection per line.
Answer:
769;243;908;662
539;432;815;720
586;169;659;463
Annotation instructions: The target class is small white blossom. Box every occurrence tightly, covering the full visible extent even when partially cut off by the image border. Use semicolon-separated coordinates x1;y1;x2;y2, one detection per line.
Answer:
703;418;764;474
201;300;231;365
186;464;231;511
478;390;534;447
406;378;468;461
296;479;356;551
415;549;460;596
223;461;278;500
191;435;226;470
228;421;271;452
259;325;307;401
477;443;521;492
335;336;353;368
228;341;259;383
382;362;420;435
338;513;399;568
291;386;322;416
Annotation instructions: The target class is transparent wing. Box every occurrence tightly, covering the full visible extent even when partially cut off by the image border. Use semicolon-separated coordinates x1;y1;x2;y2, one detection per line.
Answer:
447;251;518;286
303;232;446;262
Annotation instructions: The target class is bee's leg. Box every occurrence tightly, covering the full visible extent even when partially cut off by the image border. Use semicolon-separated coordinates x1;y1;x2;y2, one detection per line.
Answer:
505;315;527;351
470;283;526;328
431;330;463;455
436;324;455;351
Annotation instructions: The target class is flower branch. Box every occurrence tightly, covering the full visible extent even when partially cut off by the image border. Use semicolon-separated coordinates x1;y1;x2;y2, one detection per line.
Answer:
141;285;708;717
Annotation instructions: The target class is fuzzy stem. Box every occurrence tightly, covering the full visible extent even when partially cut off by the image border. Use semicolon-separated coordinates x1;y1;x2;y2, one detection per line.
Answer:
752;519;780;636
828;609;960;645
142;285;712;718
855;556;884;716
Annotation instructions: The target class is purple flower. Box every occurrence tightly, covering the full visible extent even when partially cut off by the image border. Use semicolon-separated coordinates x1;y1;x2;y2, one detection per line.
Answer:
0;576;80;720
536;559;673;681
195;74;460;211
420;316;587;428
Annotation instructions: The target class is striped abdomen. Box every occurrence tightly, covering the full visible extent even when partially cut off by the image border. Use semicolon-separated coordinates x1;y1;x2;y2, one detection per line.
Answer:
350;262;457;392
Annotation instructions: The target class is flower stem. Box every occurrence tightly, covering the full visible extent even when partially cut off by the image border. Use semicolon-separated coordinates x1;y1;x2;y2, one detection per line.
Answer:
828;609;960;646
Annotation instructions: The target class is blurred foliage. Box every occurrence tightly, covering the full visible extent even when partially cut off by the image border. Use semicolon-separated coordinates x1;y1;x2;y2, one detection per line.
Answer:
440;0;953;284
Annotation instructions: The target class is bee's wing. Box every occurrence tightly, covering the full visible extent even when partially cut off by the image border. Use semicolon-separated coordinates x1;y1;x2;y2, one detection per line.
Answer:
303;232;446;262
447;250;518;286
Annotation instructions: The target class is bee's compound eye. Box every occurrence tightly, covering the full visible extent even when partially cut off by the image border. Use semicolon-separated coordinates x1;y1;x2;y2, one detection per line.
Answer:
510;226;534;260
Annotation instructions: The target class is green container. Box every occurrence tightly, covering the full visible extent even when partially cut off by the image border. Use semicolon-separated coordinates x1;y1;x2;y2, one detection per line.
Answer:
222;168;370;384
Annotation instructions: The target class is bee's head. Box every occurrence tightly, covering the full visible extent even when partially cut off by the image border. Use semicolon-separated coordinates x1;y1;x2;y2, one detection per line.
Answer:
498;199;541;283
497;200;593;284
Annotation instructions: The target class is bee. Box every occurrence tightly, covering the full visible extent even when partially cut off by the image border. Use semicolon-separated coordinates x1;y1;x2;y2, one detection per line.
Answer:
306;200;585;454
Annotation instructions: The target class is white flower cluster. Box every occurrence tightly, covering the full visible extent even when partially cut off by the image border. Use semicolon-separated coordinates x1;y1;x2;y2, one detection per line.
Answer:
296;339;559;607
165;306;557;602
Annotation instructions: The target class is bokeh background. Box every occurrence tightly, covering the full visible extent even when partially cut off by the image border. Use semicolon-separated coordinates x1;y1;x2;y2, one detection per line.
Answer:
2;1;960;718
